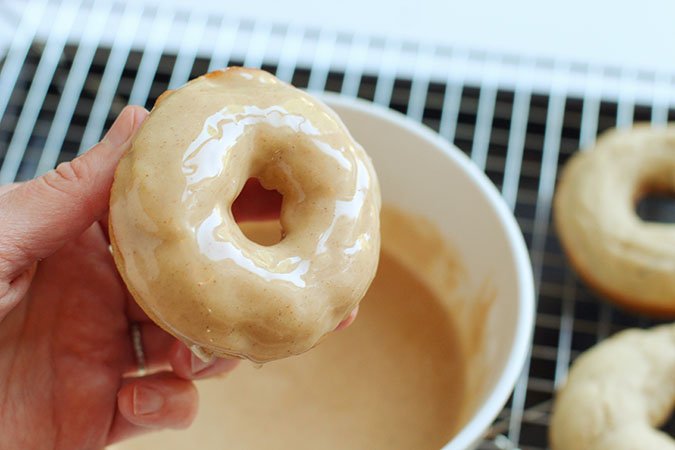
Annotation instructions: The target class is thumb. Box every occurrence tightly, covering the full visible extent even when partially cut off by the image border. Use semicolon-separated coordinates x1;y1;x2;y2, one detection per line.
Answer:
0;106;148;311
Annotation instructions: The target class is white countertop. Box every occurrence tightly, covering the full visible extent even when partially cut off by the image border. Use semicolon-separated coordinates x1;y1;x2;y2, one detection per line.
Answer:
177;0;675;75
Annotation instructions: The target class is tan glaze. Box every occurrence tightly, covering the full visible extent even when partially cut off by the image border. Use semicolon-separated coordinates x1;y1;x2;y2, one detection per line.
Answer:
112;214;470;450
109;68;381;362
111;207;498;450
554;125;675;317
380;207;495;418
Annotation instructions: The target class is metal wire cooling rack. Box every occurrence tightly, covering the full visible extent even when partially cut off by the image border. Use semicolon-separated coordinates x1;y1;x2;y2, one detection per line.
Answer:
1;1;674;449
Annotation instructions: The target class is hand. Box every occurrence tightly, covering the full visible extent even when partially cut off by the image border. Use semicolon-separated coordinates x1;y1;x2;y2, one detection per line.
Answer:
0;106;357;450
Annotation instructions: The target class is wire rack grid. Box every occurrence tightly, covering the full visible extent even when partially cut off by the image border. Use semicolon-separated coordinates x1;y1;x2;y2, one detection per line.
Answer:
0;1;674;449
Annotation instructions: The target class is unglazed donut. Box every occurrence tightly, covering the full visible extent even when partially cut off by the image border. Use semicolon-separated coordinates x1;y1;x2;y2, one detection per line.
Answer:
549;323;675;450
554;125;675;317
109;67;381;363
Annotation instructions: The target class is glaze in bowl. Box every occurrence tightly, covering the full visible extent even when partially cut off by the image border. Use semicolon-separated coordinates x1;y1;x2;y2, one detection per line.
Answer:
325;95;534;450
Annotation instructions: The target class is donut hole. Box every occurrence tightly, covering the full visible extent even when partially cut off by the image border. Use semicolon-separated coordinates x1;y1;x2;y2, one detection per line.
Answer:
232;178;284;246
635;191;675;223
660;411;675;437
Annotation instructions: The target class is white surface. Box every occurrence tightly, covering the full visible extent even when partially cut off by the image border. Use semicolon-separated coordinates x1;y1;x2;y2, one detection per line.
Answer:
171;0;675;75
326;95;535;450
9;0;673;106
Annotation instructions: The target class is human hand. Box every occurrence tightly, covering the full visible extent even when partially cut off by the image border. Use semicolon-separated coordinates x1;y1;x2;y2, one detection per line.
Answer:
0;106;356;449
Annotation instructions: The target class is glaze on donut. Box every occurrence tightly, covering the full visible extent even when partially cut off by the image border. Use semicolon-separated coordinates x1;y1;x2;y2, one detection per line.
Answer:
109;68;381;362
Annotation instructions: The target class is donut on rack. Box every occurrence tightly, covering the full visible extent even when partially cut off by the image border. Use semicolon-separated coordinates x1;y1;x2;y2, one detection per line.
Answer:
109;67;381;363
554;125;675;317
550;323;675;450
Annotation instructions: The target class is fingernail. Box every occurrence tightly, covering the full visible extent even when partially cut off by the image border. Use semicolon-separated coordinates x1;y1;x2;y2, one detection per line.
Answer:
133;385;164;416
103;107;135;147
191;353;213;375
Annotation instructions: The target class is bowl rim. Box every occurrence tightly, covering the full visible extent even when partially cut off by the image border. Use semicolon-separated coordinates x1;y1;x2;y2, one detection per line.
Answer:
321;93;535;450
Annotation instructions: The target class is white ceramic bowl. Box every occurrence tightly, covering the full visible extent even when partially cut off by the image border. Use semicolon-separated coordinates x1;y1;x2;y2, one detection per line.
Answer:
324;94;534;450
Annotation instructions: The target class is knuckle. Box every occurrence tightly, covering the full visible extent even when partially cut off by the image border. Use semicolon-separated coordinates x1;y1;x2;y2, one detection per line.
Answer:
0;257;13;283
40;158;90;195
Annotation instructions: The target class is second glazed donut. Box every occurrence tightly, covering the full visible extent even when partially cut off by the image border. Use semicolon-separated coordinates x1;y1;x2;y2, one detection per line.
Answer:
110;68;381;363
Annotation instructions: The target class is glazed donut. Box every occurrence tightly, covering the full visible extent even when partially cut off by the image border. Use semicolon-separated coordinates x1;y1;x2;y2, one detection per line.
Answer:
549;323;675;450
109;67;381;363
554;125;675;317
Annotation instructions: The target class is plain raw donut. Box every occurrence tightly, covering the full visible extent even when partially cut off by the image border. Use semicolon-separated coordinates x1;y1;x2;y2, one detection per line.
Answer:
554;125;675;317
549;323;675;450
109;68;381;363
